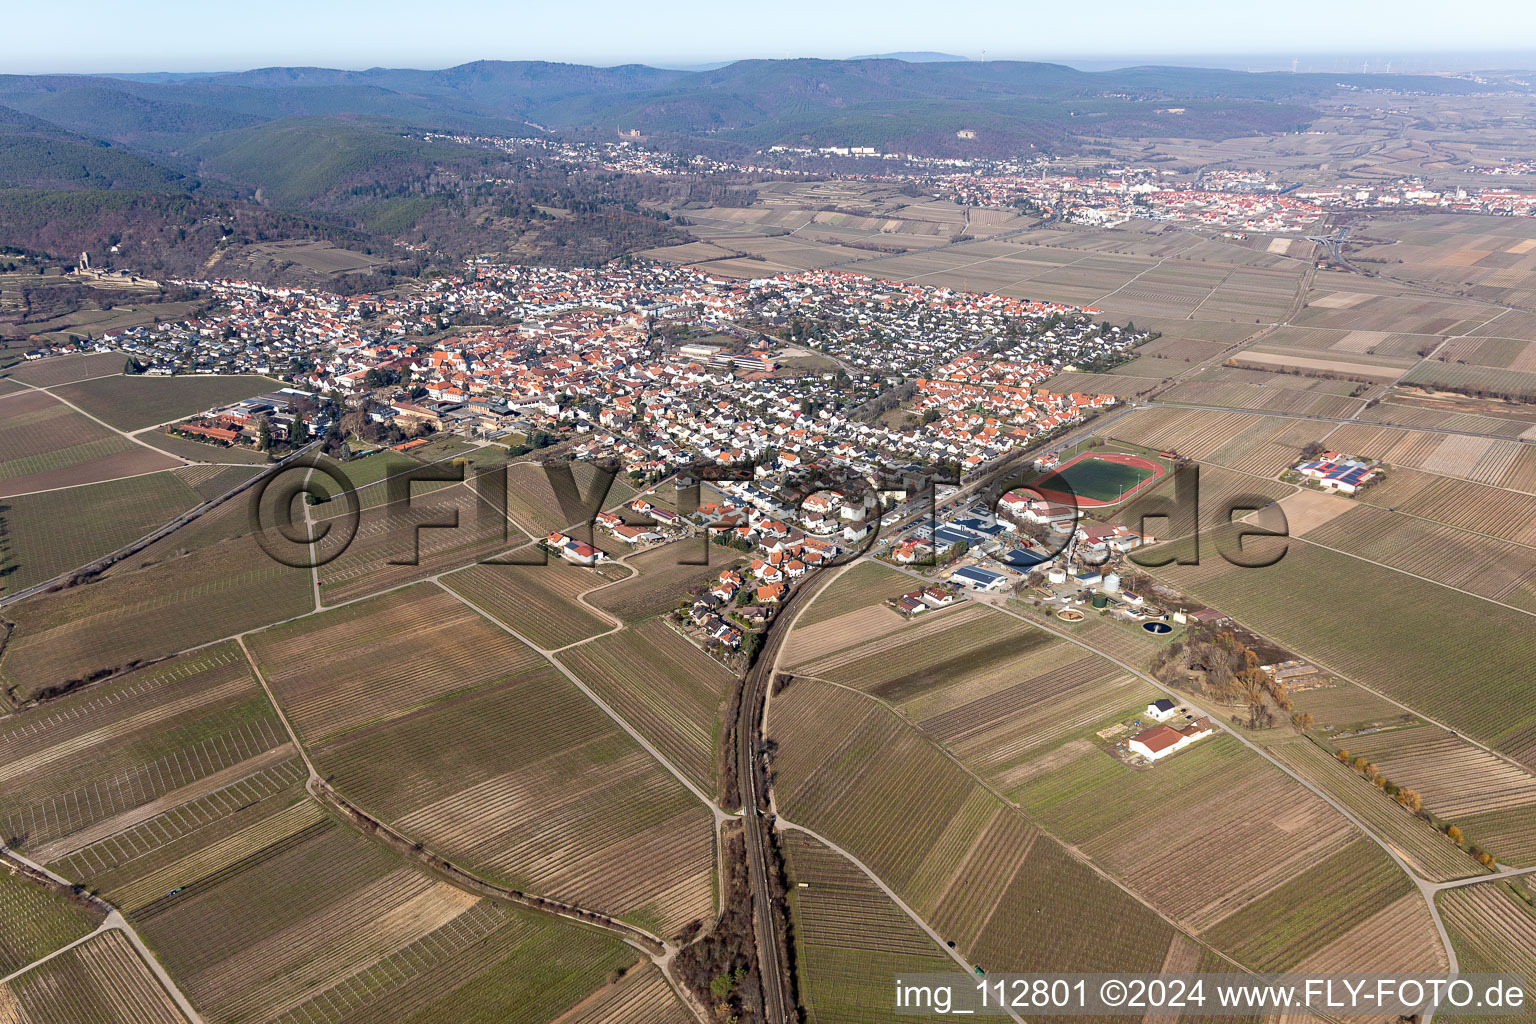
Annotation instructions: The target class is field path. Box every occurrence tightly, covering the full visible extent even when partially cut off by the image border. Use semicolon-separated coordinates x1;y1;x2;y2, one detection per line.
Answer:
435;580;730;822
234;632;714;1022
0;847;204;1022
775;817;1027;1024
7;375;194;465
875;557;1467;999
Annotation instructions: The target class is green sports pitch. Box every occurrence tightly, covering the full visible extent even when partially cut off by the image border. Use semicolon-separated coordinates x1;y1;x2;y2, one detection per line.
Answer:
1036;453;1161;506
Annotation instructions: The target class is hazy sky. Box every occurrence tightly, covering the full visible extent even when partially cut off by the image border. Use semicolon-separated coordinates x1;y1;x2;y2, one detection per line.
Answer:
3;0;1533;74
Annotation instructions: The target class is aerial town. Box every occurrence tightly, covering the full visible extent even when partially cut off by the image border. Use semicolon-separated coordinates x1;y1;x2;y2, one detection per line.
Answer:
2;25;1535;1024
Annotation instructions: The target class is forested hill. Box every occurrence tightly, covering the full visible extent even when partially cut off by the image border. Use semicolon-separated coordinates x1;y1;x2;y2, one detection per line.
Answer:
0;58;1506;165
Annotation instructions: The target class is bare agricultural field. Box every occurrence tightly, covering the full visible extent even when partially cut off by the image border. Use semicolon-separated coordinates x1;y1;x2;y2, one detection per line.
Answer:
0;535;313;701
0;928;191;1024
560;617;735;792
442;559;615;650
310;667;716;935
0;469;202;595
2;351;128;387
1277;489;1356;535
248;583;547;744
53;374;286;431
768;678;1180;974
784;835;957;1024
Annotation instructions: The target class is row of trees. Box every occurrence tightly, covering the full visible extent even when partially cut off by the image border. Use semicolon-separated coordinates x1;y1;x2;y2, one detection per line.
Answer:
1333;748;1497;868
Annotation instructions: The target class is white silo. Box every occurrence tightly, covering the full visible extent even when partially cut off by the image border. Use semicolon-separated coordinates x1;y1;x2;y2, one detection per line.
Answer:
1103;572;1121;593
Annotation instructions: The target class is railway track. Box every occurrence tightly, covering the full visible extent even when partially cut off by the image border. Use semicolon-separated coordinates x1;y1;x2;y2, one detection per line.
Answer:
734;569;835;1024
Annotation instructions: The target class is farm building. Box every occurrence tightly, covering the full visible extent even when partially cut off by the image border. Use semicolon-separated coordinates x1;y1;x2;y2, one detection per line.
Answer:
1146;698;1178;722
1129;717;1214;761
1295;452;1377;494
950;565;1009;592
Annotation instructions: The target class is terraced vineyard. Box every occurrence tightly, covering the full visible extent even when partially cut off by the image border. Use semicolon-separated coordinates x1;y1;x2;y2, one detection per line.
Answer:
247;583;548;744
443;558;617;650
560;618;735;792
0;929;191;1023
309;667;717;936
768;679;1180;975
783;835;958;1024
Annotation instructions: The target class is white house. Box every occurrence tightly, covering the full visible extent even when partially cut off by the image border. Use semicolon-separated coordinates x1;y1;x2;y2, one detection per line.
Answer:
1129;717;1214;761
